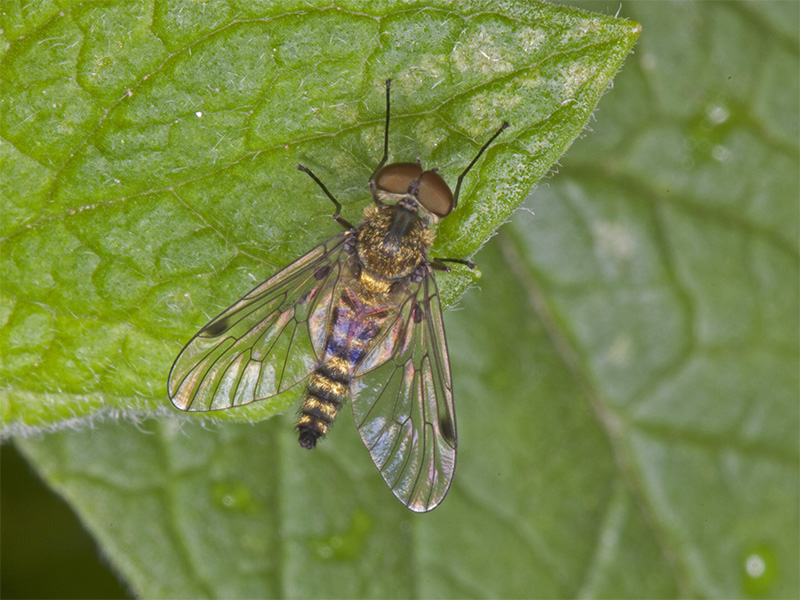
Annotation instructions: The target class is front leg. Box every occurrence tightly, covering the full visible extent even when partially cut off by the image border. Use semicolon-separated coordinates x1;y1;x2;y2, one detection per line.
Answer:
297;164;354;230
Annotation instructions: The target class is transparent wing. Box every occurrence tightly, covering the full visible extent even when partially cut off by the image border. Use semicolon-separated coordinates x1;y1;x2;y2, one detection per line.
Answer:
168;233;351;412
351;272;457;512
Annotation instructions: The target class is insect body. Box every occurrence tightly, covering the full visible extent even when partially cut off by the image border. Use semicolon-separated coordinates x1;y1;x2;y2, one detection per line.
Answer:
168;80;508;512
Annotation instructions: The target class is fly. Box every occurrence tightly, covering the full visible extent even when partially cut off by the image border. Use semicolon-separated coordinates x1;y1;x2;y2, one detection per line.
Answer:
168;80;508;512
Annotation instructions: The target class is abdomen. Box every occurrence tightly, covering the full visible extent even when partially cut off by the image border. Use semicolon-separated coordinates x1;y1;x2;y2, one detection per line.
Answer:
297;288;387;449
297;356;351;449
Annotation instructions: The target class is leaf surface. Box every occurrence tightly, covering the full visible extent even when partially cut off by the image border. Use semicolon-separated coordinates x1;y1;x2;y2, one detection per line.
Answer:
12;1;797;599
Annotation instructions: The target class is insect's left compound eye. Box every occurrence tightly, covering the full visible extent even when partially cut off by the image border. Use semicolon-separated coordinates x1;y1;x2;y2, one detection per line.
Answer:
374;162;423;195
374;162;454;217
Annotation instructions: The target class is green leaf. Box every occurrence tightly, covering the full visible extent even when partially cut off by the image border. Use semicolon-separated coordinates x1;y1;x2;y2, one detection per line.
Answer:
11;0;799;599
1;0;638;433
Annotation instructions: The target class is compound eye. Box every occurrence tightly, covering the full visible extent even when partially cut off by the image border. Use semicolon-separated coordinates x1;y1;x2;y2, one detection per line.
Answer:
417;170;454;217
374;162;423;195
374;162;454;217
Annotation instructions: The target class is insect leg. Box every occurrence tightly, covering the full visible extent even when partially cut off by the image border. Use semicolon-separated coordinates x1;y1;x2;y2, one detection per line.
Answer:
369;79;393;183
452;121;511;210
431;257;477;272
296;164;354;230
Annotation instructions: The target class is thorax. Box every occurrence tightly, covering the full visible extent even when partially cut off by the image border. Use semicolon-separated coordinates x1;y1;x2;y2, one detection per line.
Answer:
355;204;435;294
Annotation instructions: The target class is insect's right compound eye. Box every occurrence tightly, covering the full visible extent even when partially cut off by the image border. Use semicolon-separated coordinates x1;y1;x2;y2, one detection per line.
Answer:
417;170;454;217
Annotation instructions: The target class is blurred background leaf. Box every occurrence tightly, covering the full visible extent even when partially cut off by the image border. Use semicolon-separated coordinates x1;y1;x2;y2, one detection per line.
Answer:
2;0;798;599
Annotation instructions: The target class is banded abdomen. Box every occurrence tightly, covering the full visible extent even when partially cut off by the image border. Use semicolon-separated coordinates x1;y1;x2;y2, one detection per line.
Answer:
297;288;389;449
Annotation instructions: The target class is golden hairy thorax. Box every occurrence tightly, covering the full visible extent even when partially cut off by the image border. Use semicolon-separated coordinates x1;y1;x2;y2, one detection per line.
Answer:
355;204;436;295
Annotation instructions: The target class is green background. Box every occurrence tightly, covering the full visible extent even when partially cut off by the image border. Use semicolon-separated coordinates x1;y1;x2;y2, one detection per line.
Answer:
1;0;797;598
